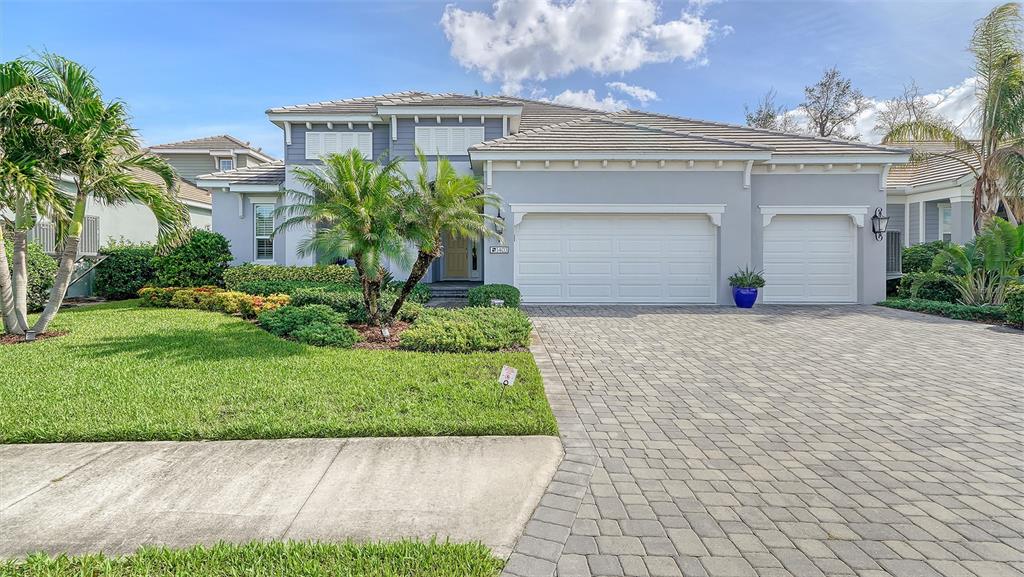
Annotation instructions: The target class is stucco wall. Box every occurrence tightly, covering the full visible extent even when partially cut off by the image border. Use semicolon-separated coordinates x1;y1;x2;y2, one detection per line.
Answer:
484;169;886;305
211;189;287;266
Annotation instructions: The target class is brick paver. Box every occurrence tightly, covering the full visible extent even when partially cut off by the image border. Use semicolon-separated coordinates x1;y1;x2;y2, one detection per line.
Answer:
503;306;1023;577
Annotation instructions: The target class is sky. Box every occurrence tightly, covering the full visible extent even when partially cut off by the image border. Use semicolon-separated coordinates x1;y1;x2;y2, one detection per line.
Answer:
0;0;1000;158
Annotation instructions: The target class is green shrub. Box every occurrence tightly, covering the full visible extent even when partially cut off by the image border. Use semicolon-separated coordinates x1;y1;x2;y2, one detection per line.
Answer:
897;272;959;303
467;284;521;308
235;280;356;296
137;286;181;307
396;301;424;322
4;241;57;312
290;287;422;324
1006;283;1024;327
399;307;532;352
903;241;948;274
879;298;1006;323
258;304;358;347
209;291;252;315
94;243;155;300
223;264;356;290
238;294;290;319
385;281;433;304
153;230;232;287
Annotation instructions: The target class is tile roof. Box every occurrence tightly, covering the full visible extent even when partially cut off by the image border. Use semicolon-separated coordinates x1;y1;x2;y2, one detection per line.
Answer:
266;91;428;114
197;160;285;186
491;96;604;131
607;111;910;156
376;93;516;107
149;134;259;151
886;149;978;188
129;168;211;207
471;116;771;153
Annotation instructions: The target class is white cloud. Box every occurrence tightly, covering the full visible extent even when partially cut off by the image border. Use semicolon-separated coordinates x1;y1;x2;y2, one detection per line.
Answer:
441;0;721;94
548;89;629;112
606;81;659;104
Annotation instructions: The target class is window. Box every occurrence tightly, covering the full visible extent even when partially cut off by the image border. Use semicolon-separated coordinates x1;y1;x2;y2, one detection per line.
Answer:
939;204;952;243
305;132;372;160
219;158;234;172
254;204;274;262
415;126;485;156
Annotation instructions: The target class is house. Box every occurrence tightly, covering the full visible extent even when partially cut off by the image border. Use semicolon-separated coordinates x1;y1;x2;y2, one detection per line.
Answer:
884;143;979;266
198;92;911;305
147;134;277;184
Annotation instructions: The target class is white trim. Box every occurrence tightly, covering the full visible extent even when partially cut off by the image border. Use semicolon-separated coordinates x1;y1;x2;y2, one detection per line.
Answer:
471;151;773;161
743;160;753;188
252;202;275;263
502;115;508;137
375;105;522;116
879;163;891;191
509;203;726;229
151;147;272;163
247;195;280;203
938;202;953;243
767;153;911;164
236;185;282;194
918;201;926;243
759;205;868;227
218;158;235;172
904;201;910;248
485;160;492;189
268;113;382;123
898;187;972;205
391;116;397;140
284;122;292;146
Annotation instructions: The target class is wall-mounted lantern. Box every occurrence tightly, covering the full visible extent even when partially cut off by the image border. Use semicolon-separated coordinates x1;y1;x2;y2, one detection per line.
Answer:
871;207;889;241
494;207;505;237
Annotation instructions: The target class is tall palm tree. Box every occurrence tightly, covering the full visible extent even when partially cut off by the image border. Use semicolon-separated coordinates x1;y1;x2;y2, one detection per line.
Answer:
276;149;409;326
388;149;500;320
884;2;1024;230
0;59;69;335
26;54;190;336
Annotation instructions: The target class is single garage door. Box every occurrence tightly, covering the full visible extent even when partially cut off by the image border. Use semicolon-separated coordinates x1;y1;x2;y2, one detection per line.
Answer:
762;214;857;303
515;213;717;303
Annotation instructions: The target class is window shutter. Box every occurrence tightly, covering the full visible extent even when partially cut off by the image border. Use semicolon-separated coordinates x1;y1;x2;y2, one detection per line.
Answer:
356;132;372;157
321;132;339;155
305;132;322;159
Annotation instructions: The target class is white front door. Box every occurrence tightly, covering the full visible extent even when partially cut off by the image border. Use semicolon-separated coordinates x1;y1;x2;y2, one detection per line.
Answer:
515;213;718;303
762;214;858;303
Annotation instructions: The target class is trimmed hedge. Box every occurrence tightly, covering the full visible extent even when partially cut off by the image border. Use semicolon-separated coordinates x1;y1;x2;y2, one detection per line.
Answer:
94;244;155;300
235;280;355;296
258;304;359;348
896;272;959;303
153;230;232;288
1006;283;1024;328
879;298;1007;323
290;287;423;323
902;241;947;274
5;241;57;312
467;284;521;308
399;307;532;352
138;286;290;319
223;264;356;290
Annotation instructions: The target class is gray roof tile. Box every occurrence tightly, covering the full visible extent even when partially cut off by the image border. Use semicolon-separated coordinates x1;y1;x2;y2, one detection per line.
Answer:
197;160;285;186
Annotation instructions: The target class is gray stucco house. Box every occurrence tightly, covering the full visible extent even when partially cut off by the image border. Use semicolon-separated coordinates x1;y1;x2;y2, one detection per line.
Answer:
198;92;911;305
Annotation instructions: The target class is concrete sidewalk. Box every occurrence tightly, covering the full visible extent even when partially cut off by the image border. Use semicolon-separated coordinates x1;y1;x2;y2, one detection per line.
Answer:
0;436;562;559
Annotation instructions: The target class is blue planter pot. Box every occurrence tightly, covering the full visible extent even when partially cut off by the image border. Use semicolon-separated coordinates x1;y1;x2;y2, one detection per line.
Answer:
732;287;758;308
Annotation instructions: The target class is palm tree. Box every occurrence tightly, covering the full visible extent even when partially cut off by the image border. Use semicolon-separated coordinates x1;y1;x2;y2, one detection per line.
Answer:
0;59;70;335
932;217;1024;304
883;3;1024;230
276;149;409;327
26;54;190;336
388;150;500;320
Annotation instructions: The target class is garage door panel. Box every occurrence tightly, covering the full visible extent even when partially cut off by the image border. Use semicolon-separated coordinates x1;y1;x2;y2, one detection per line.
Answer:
763;215;857;304
516;213;717;303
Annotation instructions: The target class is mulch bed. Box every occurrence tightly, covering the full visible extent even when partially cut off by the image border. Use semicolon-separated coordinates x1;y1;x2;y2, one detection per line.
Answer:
0;330;69;345
351;321;410;350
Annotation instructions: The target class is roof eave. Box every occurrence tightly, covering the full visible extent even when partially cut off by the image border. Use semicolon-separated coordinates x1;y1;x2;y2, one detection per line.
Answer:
469;150;774;161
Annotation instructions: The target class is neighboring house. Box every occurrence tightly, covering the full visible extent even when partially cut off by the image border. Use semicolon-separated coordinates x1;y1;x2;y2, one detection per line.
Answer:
199;92;911;305
147;134;277;184
885;143;979;265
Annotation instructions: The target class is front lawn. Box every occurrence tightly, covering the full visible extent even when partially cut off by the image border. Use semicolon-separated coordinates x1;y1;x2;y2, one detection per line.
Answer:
0;540;503;577
0;301;557;443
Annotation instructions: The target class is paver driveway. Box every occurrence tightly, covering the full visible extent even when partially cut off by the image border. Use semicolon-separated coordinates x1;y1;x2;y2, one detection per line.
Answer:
504;306;1023;577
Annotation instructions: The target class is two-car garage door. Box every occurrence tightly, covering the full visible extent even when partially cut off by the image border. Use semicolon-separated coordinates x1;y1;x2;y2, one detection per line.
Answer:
515;213;717;303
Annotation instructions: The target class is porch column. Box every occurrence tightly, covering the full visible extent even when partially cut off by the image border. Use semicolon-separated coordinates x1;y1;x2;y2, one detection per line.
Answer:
918;201;926;244
951;199;974;244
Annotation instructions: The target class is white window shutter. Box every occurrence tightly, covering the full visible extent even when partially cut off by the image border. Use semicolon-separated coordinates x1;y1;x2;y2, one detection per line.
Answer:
305;132;322;159
321;132;339;155
357;132;372;157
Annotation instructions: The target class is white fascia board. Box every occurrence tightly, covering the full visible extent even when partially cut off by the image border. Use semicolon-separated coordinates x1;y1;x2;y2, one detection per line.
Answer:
904;187;972;204
471;151;773;161
759;205;869;227
180;199;212;209
266;113;384;123
376;105;522;117
231;184;282;193
509;203;726;227
767;153;911;165
194;178;231;188
152;148;264;157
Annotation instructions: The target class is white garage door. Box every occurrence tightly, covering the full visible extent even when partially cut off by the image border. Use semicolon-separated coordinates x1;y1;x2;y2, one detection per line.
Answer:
515;213;717;303
762;214;857;303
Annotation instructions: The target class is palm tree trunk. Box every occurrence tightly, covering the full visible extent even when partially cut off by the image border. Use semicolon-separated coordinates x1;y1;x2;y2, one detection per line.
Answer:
31;197;86;337
388;250;435;321
0;228;24;335
12;230;30;329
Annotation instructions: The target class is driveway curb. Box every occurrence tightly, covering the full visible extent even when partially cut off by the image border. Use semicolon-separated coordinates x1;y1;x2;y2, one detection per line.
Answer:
502;331;598;577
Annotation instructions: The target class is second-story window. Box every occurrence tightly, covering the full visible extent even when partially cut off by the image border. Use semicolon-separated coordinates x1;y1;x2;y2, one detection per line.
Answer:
415;126;485;156
219;158;234;172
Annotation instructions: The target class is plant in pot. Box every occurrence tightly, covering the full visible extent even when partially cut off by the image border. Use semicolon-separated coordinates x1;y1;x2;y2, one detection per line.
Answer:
728;266;765;308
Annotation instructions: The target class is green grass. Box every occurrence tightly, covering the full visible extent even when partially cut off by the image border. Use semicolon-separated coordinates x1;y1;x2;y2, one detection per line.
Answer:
0;540;504;577
0;301;557;443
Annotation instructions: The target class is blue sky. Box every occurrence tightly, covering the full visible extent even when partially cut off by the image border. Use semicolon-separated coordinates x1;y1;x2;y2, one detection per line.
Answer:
0;0;998;158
